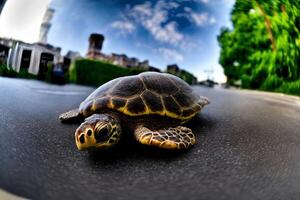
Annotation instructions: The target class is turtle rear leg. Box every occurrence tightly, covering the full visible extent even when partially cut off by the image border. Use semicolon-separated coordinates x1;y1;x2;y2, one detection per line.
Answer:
134;126;195;150
59;109;83;123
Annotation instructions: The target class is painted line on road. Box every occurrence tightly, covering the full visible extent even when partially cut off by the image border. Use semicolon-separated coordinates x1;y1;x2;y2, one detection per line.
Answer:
33;89;88;96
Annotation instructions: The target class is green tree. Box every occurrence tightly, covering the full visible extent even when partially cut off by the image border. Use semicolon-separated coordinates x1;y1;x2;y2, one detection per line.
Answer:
218;0;300;95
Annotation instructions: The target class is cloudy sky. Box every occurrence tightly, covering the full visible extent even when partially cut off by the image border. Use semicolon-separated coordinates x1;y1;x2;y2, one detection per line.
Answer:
0;0;234;82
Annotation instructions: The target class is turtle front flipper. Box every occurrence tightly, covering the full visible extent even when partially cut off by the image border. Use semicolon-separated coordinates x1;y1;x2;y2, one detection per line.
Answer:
59;109;83;123
134;126;195;150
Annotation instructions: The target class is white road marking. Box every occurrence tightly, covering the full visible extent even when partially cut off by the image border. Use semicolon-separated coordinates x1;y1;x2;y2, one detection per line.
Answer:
33;88;88;95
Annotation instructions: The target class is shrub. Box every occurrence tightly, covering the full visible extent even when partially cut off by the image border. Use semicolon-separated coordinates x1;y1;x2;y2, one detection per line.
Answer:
166;69;196;85
241;74;251;88
0;64;9;76
0;64;37;79
179;70;196;85
45;63;53;83
69;59;146;86
18;69;37;79
260;75;283;91
277;80;300;96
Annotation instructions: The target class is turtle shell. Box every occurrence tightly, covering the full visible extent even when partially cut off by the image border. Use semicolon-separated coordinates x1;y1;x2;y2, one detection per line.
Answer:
79;72;209;120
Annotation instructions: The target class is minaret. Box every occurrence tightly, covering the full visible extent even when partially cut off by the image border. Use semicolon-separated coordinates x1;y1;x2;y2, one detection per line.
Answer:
38;7;55;44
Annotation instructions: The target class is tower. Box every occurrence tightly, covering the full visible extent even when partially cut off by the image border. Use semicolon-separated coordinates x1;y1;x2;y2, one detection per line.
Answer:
38;7;55;44
87;33;105;58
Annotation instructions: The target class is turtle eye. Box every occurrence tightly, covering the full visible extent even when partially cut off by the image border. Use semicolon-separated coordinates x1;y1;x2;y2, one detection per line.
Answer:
94;127;110;142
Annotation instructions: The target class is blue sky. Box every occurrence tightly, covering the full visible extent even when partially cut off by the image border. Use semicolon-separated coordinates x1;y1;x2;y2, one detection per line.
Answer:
0;0;234;82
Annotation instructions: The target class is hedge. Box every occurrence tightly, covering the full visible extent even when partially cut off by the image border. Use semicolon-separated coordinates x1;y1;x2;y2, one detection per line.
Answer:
166;70;197;85
69;59;146;86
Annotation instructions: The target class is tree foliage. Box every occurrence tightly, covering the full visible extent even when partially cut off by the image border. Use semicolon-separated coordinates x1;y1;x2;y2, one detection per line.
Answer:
218;0;300;95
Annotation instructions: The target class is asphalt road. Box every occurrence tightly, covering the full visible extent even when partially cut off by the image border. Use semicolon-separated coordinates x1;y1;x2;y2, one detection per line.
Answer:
1;77;300;200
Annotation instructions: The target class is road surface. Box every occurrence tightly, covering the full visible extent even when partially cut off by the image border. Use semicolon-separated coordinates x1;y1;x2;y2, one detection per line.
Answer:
1;77;300;200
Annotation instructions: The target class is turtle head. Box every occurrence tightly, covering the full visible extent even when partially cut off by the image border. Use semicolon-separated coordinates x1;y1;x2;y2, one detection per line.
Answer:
75;114;121;150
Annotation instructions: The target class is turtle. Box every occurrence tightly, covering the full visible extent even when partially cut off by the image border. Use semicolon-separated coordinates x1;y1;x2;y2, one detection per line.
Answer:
59;72;209;150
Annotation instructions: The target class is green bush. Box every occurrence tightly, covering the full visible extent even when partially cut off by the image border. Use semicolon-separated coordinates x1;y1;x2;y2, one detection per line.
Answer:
277;80;300;96
18;68;37;79
45;63;53;83
241;74;251;88
166;70;197;85
0;64;9;76
179;70;196;85
260;75;283;91
0;64;37;79
69;59;146;86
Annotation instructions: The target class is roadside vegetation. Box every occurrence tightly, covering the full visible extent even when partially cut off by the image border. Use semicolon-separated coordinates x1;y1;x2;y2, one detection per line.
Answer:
0;64;61;83
69;59;146;86
70;59;198;86
166;68;197;85
1;59;197;87
218;0;300;96
0;64;37;79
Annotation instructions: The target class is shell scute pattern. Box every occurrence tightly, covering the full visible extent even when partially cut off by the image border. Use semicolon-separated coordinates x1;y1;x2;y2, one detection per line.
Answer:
162;95;182;116
80;72;205;120
110;77;144;97
141;90;164;113
141;73;179;94
92;97;111;111
126;96;146;114
111;97;127;110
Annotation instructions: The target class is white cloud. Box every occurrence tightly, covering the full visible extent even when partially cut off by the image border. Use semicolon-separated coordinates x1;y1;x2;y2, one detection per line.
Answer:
131;1;152;17
165;2;180;9
111;20;135;35
111;1;204;50
178;0;210;4
209;16;216;24
199;0;210;3
182;7;216;27
0;0;51;43
191;12;208;26
158;48;183;62
112;1;184;46
130;1;184;45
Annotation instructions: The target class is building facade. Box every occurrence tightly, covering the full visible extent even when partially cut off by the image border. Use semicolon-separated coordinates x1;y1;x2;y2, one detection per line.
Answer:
0;6;64;75
86;33;152;70
6;41;61;75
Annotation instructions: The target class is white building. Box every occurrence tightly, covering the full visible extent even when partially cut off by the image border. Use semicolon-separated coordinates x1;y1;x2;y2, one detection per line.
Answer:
1;6;61;75
6;41;61;75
